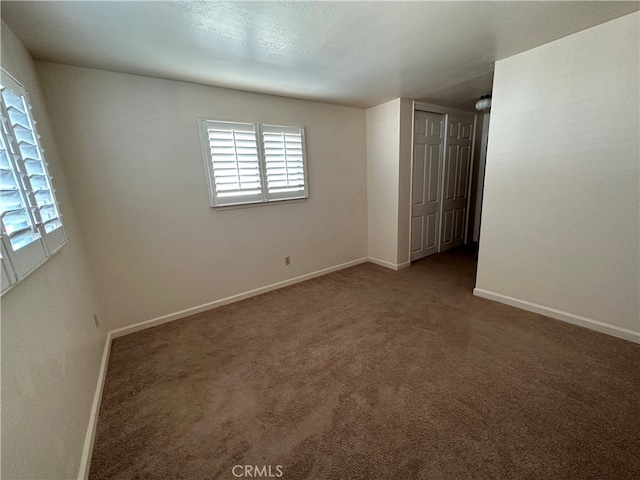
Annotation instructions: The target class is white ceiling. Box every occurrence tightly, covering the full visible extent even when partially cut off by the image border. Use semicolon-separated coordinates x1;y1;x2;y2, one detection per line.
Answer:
2;1;638;110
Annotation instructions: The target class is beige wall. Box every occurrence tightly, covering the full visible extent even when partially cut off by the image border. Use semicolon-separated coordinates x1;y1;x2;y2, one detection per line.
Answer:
36;63;368;330
366;99;400;266
365;97;413;268
476;12;640;341
1;22;107;479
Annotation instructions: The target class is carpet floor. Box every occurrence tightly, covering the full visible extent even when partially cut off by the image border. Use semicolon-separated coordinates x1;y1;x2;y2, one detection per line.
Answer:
89;247;640;480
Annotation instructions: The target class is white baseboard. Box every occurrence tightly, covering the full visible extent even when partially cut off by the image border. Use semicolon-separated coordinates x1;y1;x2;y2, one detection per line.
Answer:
367;257;411;271
78;332;113;480
473;288;640;344
111;257;369;339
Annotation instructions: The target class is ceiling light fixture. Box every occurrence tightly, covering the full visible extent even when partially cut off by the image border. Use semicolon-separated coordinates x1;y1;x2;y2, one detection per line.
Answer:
475;94;492;111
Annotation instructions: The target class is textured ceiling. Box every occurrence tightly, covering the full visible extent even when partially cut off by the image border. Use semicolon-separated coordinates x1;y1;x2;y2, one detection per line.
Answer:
2;1;638;110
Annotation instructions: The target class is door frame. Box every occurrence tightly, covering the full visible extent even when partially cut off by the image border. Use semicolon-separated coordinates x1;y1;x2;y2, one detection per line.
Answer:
408;101;477;264
472;113;491;243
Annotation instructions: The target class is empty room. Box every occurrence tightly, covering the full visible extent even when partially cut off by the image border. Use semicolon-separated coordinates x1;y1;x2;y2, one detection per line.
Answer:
1;1;639;479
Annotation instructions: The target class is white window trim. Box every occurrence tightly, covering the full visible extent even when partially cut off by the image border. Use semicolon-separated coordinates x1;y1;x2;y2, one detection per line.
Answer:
198;118;310;208
1;68;67;296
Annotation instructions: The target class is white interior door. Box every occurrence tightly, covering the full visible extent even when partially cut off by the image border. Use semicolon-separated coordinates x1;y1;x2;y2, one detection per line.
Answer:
411;111;444;261
440;114;474;252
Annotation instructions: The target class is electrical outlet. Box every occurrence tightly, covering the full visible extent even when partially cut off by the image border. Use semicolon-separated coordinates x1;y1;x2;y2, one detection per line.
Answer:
93;314;99;328
285;256;291;265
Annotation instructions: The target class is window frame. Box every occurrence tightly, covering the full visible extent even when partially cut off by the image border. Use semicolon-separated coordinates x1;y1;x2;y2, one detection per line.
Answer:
198;118;309;208
1;68;67;295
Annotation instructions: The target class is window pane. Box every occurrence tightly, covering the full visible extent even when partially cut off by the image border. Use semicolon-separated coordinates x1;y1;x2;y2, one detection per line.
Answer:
44;218;62;234
9;230;38;250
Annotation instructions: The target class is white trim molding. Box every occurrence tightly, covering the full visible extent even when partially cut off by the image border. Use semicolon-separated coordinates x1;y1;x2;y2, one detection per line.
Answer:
109;256;415;341
367;257;411;271
473;288;640;344
414;101;476;116
78;333;113;480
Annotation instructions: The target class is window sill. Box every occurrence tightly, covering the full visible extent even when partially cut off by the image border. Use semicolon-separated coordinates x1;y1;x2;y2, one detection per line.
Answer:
212;196;308;211
1;239;68;297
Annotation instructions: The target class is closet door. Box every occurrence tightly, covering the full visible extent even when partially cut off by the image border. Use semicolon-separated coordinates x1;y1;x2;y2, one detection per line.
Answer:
411;111;444;261
440;114;474;252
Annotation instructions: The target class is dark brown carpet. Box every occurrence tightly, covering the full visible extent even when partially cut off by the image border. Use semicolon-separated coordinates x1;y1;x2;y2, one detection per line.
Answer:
89;246;640;480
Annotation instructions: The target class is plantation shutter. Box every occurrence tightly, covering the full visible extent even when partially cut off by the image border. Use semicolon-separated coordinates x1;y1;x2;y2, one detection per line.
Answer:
200;120;263;206
260;125;307;200
0;70;66;280
199;119;308;207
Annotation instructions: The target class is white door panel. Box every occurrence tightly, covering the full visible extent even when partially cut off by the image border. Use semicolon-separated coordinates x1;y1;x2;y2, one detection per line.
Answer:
440;114;474;252
425;213;438;249
411;111;444;261
411;216;423;255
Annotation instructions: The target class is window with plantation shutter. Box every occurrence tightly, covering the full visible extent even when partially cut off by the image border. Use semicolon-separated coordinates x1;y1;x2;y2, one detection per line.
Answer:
1;69;67;294
199;119;308;207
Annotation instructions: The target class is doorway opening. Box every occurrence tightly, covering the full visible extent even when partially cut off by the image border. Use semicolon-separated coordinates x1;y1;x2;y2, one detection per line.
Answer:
409;103;490;277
